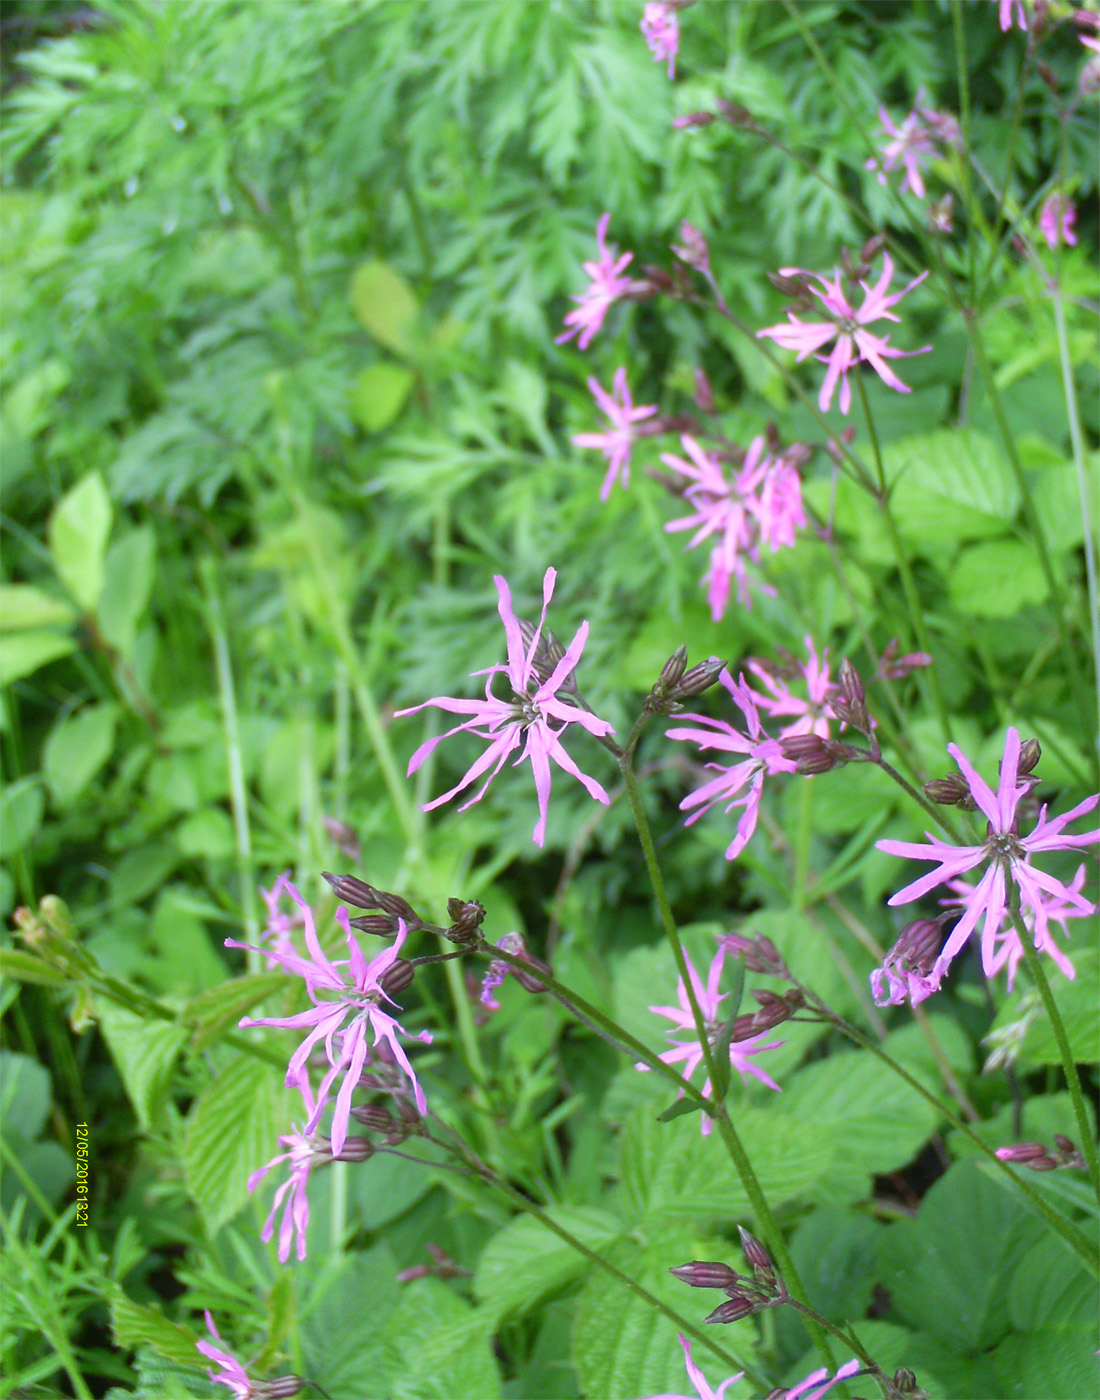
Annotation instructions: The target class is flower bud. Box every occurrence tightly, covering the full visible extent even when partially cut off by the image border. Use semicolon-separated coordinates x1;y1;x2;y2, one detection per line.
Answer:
830;658;871;734
445;898;486;944
716;99;757;129
658;645;689;690
737;1227;773;1275
704;1296;758;1324
333;1136;375;1163
779;734;848;774
860;234;887;264
512;952;553;994
922;773;974;808
669;1260;740;1290
672;221;710;273
768;270;813;300
322;873;420;925
1052;1133;1078;1156
348;914;399;937
517;619;577;694
257;1379;305;1400
889;1369;928;1400
378;958;415;999
718;932;791;979
1017;738;1041;776
994;1141;1050;1163
322;816;361;861
693;368;715;413
673;111;716;129
349;1104;398;1132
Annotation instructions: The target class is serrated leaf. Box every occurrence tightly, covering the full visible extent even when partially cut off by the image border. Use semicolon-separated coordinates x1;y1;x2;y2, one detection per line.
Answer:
47;470;112;610
0;627;77;686
350;362;416;432
473;1206;623;1322
350;260;418;356
109;1289;201;1367
886;427;1020;527
97;1004;188;1130
184;973;288;1050
44;703;118;806
948;539;1050;618
0;584;77;631
182;1051;293;1234
381;1277;502;1400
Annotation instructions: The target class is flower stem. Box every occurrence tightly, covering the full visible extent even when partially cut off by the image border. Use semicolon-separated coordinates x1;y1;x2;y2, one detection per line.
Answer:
1007;888;1100;1200
784;1299;880;1374
617;752;836;1370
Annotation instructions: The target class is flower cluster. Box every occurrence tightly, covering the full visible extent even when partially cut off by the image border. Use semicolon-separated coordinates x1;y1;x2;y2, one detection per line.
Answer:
874;728;1098;1005
757;254;930;415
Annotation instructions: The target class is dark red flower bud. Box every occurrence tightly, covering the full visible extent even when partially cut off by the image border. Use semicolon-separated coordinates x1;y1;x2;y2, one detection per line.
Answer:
922;773;974;808
445;898;486;944
704;1296;757;1324
349;1104;398;1131
737;1227;773;1274
378;958;415;999
333;1137;375;1163
322;816;361;861
323;873;420;925
718;932;791;979
995;1141;1050;1163
1053;1133;1078;1155
1017;739;1041;776
669;1260;741;1290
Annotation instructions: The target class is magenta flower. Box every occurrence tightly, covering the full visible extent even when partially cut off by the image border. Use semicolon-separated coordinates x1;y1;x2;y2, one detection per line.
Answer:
635;1334;743;1400
479;931;526;1010
196;1312;254;1399
1039;194;1078;250
637;946;783;1135
740;452;806;553
556;214;635;350
998;0;1027;30
757;254;930;415
672;220;710;273
876;728;1099;988
228;887;431;1158
396;568;614;847
572;368;658;500
783;1359;863;1400
866;105;937;198
246;1080;335;1264
258;871;305;957
641;2;680;78
667;669;795;860
944;867;1090;989
748;638;836;739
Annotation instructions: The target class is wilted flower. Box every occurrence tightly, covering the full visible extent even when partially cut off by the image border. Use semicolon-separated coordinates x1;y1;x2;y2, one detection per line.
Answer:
870;916;949;1007
667;669;796;860
748;638;837;739
641;2;680;78
876;727;1098;989
672;220;710;272
572;368;659;500
637;946;783;1135
228;886;432;1158
757;254;930;415
1039;194;1077;249
396;569;614;847
634;1333;743;1400
557;213;635;350
479;931;551;1007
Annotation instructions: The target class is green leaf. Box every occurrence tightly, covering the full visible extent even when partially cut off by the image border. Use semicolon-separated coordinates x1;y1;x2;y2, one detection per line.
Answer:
0;1050;53;1142
875;1159;1045;1353
98;526;156;655
350;362;416;432
0;778;44;859
175;807;237;859
182;1052;294;1234
473;1206;623;1322
47;470;112;611
299;1246;397;1394
948;539;1050;618
0;584;77;631
109;1289;202;1367
350;260;419;356
886;428;1021;532
380;1277;502;1400
44;703;118;806
0;627;77;687
184;973;288;1050
97;1004;188;1130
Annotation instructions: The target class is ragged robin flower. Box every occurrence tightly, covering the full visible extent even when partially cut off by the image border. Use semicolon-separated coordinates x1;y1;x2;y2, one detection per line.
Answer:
572;368;658;500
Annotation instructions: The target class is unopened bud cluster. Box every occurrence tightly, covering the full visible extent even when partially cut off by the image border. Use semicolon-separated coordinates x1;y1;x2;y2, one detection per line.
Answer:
445;897;487;945
645;647;726;715
780;733;872;775
517;619;577;695
323;871;422;936
719;931;791;979
730;989;805;1040
995;1134;1085;1172
924;739;1040;810
670;1229;787;1324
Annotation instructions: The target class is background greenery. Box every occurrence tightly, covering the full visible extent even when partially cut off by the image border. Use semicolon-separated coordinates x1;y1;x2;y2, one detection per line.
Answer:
1;1;1097;1397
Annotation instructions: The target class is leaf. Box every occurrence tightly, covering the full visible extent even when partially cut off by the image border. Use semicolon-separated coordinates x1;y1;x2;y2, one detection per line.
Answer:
44;703;118;806
0;627;77;687
473;1206;623;1322
948;539;1050;618
184;973;288;1050
350;260;419;356
109;1289;202;1367
1015;946;1100;1067
380;1277;503;1400
349;363;416;432
98;526;156;655
47;470;112;611
875;1159;1046;1353
182;1051;294;1234
0;778;44;859
885;428;1020;527
175;807;237;859
0;584;77;631
299;1246;397;1394
0;1050;53;1143
97;1004;188;1131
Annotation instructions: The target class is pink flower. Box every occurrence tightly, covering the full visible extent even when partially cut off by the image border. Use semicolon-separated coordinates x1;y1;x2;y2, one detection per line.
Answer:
757;254;930;415
866;105;938;198
572;368;658;500
396;568;614;847
743;453;806;553
876;727;1099;988
943;866;1090;988
556;214;635;350
258;871;306;957
998;0;1027;30
1039;194;1078;249
667;669;795;860
479;931;526;1009
672;220;710;272
228;886;431;1158
636;1334;743;1400
748;638;836;739
783;1359;863;1400
870;917;948;1007
641;2;680;78
197;1312;254;1398
637;946;784;1134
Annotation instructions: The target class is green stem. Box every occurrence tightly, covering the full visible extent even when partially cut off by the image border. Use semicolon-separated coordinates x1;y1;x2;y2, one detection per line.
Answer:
1007;889;1100;1200
794;777;813;910
618;755;835;1370
785;1299;879;1374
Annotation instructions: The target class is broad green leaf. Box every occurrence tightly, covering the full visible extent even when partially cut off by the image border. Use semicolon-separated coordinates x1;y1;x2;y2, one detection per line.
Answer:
349;1138;439;1229
0;778;44;859
97;1004;188;1130
98;526;156;655
184;973;288;1050
1014;947;1100;1067
948;539;1050;618
380;1277;502;1400
992;1327;1100;1400
0;1050;53;1142
44;703;118;806
175;807;237;859
473;1206;623;1321
182;1052;293;1234
350;362;416;432
299;1246;397;1395
875;1160;1045;1353
47;470;112;610
109;1289;201;1367
0;584;77;631
350;260;418;356
0;627;77;686
885;428;1020;527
